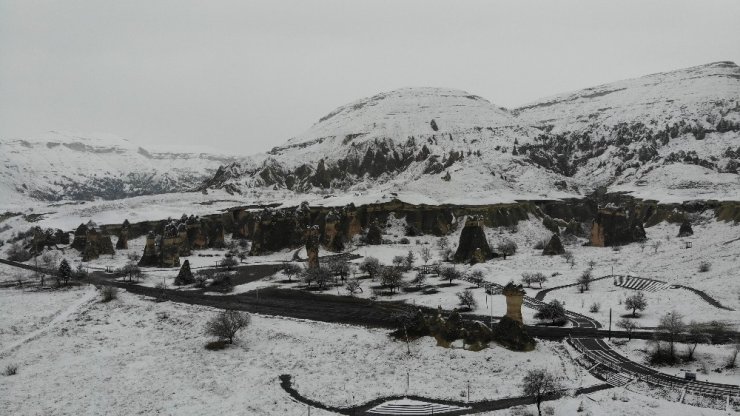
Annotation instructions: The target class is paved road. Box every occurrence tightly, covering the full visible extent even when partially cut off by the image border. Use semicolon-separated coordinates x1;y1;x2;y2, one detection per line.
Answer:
570;337;740;400
3;257;738;405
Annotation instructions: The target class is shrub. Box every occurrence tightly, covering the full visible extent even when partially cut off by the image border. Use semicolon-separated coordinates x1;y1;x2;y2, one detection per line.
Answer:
698;261;711;273
99;285;118;302
399;237;410;245
3;364;18;376
7;242;32;262
204;340;229;351
205;309;250;344
456;289;477;310
589;302;600;313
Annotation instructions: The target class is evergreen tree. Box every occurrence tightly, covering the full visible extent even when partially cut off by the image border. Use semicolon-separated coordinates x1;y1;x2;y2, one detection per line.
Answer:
58;259;72;286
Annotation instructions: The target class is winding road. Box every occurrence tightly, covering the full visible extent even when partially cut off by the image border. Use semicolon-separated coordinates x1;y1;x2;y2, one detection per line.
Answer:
2;258;739;410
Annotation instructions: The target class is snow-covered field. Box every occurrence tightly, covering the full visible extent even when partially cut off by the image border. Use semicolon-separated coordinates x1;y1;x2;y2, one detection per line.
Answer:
1;288;594;415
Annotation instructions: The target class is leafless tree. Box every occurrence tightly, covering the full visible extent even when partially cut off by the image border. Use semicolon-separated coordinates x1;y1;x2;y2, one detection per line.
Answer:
657;310;686;360
345;279;362;296
521;369;562;416
577;270;592;292
282;262;302;282
456;289;477;310
624;292;647;317
616;318;637;340
419;247;432;265
651;240;662;254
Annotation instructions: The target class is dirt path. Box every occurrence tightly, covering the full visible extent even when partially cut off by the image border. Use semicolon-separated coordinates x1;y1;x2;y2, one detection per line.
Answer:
0;286;98;359
279;374;612;415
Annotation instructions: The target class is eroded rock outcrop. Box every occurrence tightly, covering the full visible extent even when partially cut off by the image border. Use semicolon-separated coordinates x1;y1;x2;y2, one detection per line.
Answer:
80;224;115;262
678;220;694;237
542;234;565;255
115;219;130;250
174;259;194;285
138;231;159;267
453;216;492;264
590;207;646;247
305;225;320;269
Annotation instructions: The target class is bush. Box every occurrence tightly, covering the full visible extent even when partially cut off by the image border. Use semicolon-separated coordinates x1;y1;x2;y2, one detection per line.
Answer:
205;309;250;344
7;242;32;262
3;364;18;376
698;261;711;273
204;340;229;351
589;302;601;313
99;285;118;302
399;237;410;245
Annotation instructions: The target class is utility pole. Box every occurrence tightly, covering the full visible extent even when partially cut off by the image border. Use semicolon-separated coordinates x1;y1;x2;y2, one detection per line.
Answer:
467;380;470;402
609;308;612;340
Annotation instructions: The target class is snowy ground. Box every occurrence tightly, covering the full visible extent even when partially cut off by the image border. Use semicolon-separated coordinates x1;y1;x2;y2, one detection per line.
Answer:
1;288;594;415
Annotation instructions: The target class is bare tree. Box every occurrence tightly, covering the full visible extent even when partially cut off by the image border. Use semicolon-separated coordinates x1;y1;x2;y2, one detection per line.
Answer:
657;310;685;361
380;266;404;293
359;257;381;280
204;309;250;344
411;271;428;288
440;266;461;285
345;279;362;296
587;260;596;270
651;240;662;254
685;321;710;361
220;255;238;271
624;292;647;317
467;269;484;287
521;369;562;416
562;251;575;269
282;263;302;282
419;247;432;265
497;239;517;259
616;318;637;340
726;343;739;369
456;289;477;310
577;270;592;292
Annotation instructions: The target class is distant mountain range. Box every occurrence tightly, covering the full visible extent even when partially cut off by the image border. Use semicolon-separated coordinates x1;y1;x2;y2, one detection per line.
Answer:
4;62;739;205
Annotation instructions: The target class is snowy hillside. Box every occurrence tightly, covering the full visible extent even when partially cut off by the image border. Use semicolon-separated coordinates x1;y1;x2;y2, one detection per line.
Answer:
513;61;740;201
0;131;238;207
204;62;740;203
204;87;578;203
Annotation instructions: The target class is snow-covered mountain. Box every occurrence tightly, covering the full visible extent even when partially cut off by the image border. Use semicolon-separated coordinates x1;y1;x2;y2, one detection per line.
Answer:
204;62;740;203
0;131;237;204
4;62;739;208
202;87;576;204
514;61;740;200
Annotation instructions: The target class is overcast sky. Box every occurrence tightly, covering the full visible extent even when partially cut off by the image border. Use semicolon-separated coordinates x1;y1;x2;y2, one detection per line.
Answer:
1;0;739;155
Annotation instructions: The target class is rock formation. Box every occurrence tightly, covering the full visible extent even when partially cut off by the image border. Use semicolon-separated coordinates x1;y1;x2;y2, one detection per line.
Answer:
159;222;181;268
115;219;130;250
174;259;194;285
28;226;69;254
453;216;492;263
542;234;565;255
71;221;115;261
322;209;344;252
305;225;320;269
138;231;159;267
678;220;693;237
502;282;526;324
590;207;646;247
494;282;535;351
366;220;383;245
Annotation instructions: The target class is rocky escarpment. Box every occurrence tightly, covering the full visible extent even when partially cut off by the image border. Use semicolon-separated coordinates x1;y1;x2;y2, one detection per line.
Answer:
84;193;740;265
